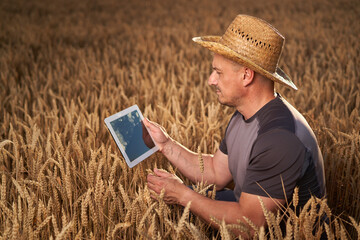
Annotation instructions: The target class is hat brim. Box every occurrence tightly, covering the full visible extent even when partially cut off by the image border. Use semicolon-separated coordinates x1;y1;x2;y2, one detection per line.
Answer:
192;36;297;90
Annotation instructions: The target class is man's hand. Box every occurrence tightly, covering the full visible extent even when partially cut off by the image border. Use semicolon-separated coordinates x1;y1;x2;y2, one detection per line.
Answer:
147;168;188;205
142;118;171;152
141;121;155;149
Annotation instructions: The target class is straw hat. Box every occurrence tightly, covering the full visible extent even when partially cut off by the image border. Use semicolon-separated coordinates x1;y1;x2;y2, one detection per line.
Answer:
193;15;297;90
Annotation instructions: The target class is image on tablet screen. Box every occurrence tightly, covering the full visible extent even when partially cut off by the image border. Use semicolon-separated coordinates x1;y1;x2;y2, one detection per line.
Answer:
109;110;155;162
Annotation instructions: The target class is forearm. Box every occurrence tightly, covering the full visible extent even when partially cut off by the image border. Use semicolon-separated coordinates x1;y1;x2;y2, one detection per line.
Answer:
178;189;272;237
143;118;230;187
179;188;253;232
161;138;216;184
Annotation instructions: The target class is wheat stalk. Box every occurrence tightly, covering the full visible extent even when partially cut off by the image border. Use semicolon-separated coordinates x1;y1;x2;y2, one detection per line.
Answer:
81;188;92;227
242;216;260;237
324;223;335;240
88;190;100;227
55;220;73;240
119;183;131;210
349;216;360;238
1;174;6;206
198;145;204;174
11;202;19;240
34;216;52;237
147;213;157;237
218;219;232;240
3;218;12;239
187;222;209;240
175;201;191;236
138;202;156;234
258;196;275;240
111;222;131;239
52;214;60;236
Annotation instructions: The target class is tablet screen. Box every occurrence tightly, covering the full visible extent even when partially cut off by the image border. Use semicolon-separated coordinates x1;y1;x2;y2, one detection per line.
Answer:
104;105;159;168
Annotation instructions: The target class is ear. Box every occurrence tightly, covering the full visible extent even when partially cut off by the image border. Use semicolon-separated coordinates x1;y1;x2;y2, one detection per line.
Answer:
242;67;255;87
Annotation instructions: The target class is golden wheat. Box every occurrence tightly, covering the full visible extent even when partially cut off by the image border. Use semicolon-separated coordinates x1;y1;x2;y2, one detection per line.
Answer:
0;0;359;238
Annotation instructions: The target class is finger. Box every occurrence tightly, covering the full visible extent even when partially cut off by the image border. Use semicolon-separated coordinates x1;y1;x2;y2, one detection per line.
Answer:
147;180;165;194
154;168;172;177
144;117;162;129
143;118;156;133
147;119;164;130
146;175;154;185
147;176;157;189
147;173;155;180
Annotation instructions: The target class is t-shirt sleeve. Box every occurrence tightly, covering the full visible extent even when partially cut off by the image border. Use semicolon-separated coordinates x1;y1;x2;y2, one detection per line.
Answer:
219;138;228;154
219;111;240;155
242;129;305;199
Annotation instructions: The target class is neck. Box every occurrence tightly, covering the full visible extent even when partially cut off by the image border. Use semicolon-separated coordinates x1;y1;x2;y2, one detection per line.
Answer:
236;88;276;120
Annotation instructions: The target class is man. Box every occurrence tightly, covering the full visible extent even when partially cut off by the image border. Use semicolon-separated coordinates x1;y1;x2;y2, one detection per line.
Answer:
145;14;326;233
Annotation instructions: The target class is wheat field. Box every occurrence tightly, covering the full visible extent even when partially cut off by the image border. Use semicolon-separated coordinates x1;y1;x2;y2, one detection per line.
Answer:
0;0;359;239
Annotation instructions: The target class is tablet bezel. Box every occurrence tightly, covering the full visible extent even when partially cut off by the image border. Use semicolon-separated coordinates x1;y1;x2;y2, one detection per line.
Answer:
104;105;159;168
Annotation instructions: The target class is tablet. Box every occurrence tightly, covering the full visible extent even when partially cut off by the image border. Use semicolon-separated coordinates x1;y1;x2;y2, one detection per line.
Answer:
104;105;159;168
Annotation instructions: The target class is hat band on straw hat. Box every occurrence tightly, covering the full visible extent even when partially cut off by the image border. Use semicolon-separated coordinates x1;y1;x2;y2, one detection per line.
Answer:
192;14;297;90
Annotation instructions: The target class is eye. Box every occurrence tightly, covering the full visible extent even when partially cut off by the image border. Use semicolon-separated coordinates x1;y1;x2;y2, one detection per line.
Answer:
212;67;222;76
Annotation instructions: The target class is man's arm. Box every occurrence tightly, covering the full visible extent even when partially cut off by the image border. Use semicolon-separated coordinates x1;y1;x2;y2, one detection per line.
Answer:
184;191;285;231
143;118;232;189
147;169;285;235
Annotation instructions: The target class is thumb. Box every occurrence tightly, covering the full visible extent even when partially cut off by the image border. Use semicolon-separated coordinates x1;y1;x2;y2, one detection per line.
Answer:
143;117;152;128
143;118;160;132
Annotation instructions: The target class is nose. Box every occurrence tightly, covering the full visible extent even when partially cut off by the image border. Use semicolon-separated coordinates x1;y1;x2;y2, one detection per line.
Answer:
208;71;218;86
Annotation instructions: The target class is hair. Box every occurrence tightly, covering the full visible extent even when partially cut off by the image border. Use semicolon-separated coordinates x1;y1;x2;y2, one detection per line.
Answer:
230;60;274;90
231;61;243;72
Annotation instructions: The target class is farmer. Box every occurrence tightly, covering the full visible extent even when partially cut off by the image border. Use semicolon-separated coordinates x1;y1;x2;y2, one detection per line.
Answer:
145;14;326;233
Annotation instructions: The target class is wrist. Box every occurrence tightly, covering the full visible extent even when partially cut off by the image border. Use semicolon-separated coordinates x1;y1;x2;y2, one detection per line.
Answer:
161;137;174;155
178;185;193;207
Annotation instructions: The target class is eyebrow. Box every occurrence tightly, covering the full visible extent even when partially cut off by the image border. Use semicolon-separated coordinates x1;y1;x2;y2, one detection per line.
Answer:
212;66;222;72
211;66;220;70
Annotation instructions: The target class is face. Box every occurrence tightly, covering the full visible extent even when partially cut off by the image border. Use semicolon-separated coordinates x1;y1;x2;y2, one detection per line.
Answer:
208;54;244;107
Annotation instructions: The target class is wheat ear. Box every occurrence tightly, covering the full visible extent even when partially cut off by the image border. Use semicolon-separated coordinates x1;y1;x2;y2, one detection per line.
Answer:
175;201;191;236
138;202;156;234
197;146;204;174
111;222;131;239
55;220;73;240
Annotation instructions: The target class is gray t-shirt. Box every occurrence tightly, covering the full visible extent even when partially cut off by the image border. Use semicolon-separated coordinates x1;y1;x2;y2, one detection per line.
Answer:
220;94;325;206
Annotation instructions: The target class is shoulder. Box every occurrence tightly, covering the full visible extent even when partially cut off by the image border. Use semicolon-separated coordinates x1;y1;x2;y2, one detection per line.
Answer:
256;96;296;136
224;110;243;134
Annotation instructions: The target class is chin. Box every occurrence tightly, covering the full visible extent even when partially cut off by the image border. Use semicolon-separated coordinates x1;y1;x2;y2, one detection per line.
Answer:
217;98;232;107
